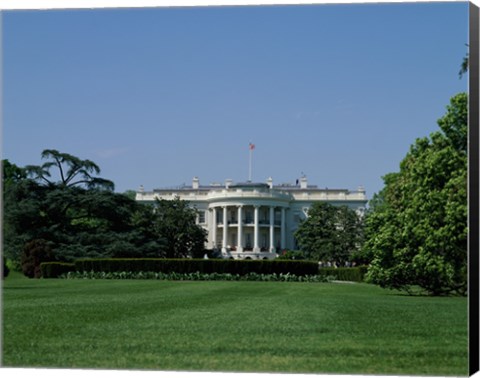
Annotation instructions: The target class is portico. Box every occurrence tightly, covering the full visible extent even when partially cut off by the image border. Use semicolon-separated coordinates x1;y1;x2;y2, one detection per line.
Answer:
210;204;287;254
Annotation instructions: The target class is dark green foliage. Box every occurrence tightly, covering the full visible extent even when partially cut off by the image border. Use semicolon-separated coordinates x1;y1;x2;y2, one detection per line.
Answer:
318;266;368;282
3;257;10;279
21;239;55;278
294;203;362;264
152;197;207;258
436;93;467;154
40;262;75;278
2;159;27;188
74;258;319;276
24;149;114;190
3;150;165;272
364;93;467;296
4;181;155;264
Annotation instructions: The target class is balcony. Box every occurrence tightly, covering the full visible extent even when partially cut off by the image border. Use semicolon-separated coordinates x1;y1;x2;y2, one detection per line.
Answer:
219;219;282;227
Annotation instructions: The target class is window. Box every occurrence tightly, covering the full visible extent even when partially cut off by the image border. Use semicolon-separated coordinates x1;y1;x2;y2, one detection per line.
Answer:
198;211;206;224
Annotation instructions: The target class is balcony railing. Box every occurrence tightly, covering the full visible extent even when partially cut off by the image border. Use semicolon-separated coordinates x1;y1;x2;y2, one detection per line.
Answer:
219;219;282;226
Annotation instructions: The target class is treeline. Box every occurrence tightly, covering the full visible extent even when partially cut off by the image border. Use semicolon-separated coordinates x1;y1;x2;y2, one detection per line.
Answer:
2;150;208;277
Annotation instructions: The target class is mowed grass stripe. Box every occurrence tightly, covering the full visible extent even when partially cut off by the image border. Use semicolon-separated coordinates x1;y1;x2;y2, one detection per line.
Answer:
2;275;468;375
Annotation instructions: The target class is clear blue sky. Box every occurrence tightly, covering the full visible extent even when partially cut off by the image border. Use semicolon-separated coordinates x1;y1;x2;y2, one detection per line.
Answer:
2;2;469;198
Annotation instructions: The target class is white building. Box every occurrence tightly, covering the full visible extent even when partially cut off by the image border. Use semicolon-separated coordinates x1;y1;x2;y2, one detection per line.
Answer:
136;176;367;260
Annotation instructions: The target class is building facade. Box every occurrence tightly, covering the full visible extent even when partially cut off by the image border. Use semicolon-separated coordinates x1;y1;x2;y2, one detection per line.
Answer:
136;176;367;260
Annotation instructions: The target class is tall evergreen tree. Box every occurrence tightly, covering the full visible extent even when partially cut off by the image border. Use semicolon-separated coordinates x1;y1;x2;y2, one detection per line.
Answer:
3;150;163;273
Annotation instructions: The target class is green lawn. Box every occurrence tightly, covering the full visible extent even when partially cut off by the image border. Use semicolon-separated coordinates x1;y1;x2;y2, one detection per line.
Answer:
2;272;468;375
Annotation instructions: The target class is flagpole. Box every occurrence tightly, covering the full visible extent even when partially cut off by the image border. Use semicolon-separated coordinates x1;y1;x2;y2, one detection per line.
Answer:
248;143;255;182
249;145;252;182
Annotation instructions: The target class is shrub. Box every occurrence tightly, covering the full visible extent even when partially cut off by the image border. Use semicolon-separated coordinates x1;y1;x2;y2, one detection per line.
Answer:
40;262;76;278
73;258;319;276
3;256;10;279
318;266;368;282
21;239;55;278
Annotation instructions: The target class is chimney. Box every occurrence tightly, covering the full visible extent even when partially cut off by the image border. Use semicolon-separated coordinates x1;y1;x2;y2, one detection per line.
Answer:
192;177;199;189
267;177;273;189
300;176;308;189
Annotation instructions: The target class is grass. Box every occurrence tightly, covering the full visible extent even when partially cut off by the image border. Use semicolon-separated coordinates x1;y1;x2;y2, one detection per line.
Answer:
2;272;468;375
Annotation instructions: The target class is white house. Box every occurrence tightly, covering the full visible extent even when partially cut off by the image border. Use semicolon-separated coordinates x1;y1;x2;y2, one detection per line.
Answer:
136;176;367;260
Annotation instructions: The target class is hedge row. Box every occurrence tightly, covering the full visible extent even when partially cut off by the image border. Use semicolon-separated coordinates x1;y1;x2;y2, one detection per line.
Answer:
318;266;368;282
40;262;75;278
62;270;330;282
40;259;367;282
72;258;320;276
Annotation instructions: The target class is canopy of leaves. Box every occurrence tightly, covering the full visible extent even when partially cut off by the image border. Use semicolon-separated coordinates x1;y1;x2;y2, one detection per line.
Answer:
2;150;165;272
24;149;114;190
152;197;207;258
294;202;363;264
364;93;467;296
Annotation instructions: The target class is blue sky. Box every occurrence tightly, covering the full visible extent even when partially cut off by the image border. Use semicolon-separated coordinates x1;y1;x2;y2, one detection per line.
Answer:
2;2;469;198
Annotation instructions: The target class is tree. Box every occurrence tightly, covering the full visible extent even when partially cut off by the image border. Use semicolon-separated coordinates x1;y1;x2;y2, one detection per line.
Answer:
2;159;29;269
459;44;469;79
25;149;114;190
3;150;164;273
294;202;363;265
2;159;27;188
152;197;207;258
364;93;467;295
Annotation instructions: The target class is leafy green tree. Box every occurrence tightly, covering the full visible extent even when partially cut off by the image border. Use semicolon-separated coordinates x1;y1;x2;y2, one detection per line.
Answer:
123;190;138;200
107;202;165;258
2;159;29;270
2;159;27;188
364;93;467;295
3;150;165;273
25;149;114;190
294;202;362;265
152;197;207;258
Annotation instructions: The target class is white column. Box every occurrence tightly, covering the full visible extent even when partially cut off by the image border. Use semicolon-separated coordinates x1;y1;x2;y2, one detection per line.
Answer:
211;207;217;249
254;205;260;252
237;205;243;252
222;206;228;252
269;206;275;253
281;207;286;250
